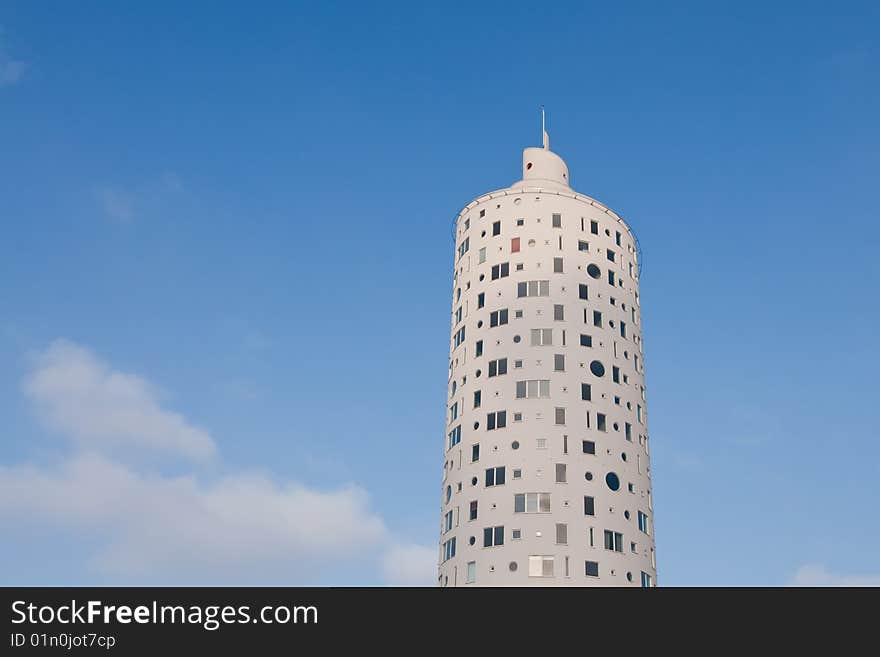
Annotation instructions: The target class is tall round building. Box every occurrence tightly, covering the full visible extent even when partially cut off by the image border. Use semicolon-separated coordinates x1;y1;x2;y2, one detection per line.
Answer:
439;128;657;587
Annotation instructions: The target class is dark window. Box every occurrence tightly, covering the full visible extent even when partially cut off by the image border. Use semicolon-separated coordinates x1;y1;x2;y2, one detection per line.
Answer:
606;472;620;491
584;496;595;516
593;311;602;327
587;264;601;279
579;284;588;300
477;292;485;308
475;340;483;357
590;361;605;377
472;444;480;461
492;221;501;236
552;213;562;228
470;500;478;520
580;334;592;347
585;560;599;577
590;220;599;235
581;383;592;401
582;440;596;455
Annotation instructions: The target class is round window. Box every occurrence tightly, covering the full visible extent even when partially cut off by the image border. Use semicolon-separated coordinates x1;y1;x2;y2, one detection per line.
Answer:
509;561;518;571
590;360;605;377
512;440;520;450
587;264;601;279
585;471;593;481
513;335;521;343
469;536;476;545
471;477;478;486
606;472;620;491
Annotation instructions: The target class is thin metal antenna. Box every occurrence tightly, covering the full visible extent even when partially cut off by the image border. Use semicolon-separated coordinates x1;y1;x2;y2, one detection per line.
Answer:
541;106;549;149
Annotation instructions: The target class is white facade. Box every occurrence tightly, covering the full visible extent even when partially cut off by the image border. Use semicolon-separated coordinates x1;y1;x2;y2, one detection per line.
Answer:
439;135;657;587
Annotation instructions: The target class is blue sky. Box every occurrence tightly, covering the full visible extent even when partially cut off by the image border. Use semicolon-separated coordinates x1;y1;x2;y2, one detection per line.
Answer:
1;1;878;586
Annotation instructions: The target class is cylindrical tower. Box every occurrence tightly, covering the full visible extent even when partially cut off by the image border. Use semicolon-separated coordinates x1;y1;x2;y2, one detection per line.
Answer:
439;132;657;587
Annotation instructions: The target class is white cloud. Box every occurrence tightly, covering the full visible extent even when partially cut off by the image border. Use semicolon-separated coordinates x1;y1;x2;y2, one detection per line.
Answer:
0;453;388;582
23;339;216;461
95;186;134;222
7;339;437;585
382;544;437;586
0;42;24;86
790;564;880;587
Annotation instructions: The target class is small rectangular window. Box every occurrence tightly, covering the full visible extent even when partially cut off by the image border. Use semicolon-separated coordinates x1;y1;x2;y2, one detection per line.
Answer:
554;354;565;371
585;560;599;577
473;390;481;409
511;237;520;253
555;463;567;483
478;247;486;264
579;284;588;300
477;292;485;309
608;270;615;286
483;525;504;547
555;407;566;425
597;413;606;432
554;304;564;321
492;221;501;236
582;440;596;455
590;220;599;235
612;366;620;383
466;561;476;583
580;334;592;347
578;240;589;251
472;444;480;462
593;311;602;328
616;231;622;246
475;340;483;357
581;383;591;401
470;500;478;520
552;213;562;228
556;523;567;545
553;257;563;273
584;496;595;516
606;249;615;262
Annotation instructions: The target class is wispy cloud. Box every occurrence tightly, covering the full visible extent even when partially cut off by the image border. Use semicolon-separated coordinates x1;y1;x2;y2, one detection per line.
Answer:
6;339;434;585
790;564;880;587
0;35;24;87
24;339;216;461
94;186;135;223
382;544;437;586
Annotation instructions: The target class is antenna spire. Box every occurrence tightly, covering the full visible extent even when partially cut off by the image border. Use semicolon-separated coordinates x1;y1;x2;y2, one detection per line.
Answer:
541;106;549;150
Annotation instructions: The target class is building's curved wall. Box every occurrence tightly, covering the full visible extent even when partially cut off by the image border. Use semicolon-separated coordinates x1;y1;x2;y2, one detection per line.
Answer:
438;176;657;587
